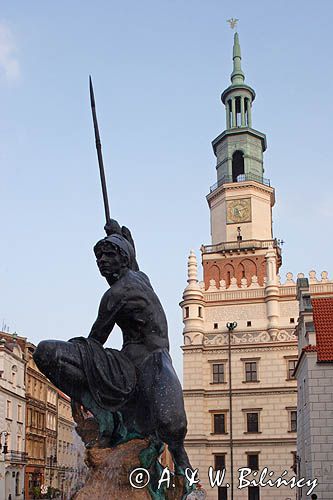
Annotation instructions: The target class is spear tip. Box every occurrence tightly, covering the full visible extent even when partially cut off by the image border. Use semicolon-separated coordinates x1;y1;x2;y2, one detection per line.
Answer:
89;75;95;108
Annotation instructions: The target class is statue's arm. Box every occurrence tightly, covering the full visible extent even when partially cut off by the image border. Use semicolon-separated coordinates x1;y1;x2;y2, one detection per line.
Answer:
88;292;117;345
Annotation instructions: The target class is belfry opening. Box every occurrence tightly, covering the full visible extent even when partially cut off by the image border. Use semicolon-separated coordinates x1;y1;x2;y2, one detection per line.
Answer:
232;150;244;181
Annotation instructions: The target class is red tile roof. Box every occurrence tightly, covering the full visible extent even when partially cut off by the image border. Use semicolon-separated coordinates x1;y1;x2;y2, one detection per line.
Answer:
312;298;333;362
302;345;317;353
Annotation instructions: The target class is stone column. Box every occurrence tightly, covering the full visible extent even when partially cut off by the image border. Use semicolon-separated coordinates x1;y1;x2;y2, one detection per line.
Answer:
226;100;231;129
240;96;245;126
231;97;236;128
246;98;252;128
264;249;279;333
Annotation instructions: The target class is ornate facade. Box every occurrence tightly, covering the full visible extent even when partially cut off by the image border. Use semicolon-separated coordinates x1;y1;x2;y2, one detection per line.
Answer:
0;334;27;500
24;342;47;499
0;331;85;499
181;32;332;500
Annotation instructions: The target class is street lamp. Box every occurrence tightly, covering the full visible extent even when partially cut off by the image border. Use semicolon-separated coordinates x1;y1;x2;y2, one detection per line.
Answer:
226;321;237;500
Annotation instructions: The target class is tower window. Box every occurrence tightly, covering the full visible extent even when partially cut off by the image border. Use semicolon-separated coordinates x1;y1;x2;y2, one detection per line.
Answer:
198;307;202;318
214;454;226;470
247;453;259;471
245;361;258;382
213;413;227;434
214;323;218;329
184;307;189;319
247;321;252;327
212;363;225;384
290;317;295;324
236;96;241;127
232;150;245;182
246;412;259;433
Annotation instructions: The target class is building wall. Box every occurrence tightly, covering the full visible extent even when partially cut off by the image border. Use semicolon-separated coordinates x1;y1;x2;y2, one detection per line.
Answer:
295;289;333;499
57;393;84;497
0;337;26;500
183;268;333;500
24;345;47;499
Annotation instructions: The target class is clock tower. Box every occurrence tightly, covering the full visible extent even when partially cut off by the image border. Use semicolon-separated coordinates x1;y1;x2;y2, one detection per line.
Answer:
204;31;280;291
181;29;333;500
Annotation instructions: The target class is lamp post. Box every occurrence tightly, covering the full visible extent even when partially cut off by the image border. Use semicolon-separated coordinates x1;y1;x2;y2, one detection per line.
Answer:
226;321;237;500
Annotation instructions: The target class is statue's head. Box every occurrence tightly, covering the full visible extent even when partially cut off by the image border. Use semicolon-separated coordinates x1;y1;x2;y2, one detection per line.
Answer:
94;234;135;282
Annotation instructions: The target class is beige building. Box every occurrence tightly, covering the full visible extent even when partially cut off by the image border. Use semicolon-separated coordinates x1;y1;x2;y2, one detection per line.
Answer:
181;32;332;500
45;382;58;491
0;333;27;500
57;390;85;497
24;342;47;498
295;279;333;499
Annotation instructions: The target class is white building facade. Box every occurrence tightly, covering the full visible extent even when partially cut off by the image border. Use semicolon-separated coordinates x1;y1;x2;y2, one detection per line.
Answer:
181;32;332;500
0;336;27;500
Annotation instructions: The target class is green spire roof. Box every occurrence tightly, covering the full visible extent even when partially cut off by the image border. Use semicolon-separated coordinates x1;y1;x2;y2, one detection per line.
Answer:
230;32;245;85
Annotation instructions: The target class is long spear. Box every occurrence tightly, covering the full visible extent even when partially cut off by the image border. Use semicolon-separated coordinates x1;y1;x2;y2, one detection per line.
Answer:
89;76;111;227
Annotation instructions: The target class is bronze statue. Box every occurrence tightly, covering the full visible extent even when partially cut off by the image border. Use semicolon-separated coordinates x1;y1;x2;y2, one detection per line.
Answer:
33;80;192;492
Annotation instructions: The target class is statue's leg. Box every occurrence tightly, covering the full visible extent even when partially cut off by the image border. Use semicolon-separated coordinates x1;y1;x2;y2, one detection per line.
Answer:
34;340;120;446
33;340;88;400
137;350;192;472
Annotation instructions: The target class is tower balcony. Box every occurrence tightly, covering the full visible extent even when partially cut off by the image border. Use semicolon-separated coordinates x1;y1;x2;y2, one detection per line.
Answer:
210;172;270;193
202;238;281;255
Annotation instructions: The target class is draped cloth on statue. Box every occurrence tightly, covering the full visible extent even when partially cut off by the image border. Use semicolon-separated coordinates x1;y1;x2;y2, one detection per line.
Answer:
69;337;137;411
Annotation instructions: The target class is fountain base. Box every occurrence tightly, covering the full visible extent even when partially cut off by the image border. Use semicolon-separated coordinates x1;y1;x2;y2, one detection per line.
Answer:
72;438;188;500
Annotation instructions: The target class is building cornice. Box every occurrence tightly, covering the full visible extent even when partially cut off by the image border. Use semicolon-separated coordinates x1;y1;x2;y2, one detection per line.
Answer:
183;387;297;398
185;437;296;447
0;384;26;402
207;179;273;204
211;127;266;155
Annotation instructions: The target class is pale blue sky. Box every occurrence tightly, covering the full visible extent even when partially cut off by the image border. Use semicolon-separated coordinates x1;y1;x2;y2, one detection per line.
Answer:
1;1;333;377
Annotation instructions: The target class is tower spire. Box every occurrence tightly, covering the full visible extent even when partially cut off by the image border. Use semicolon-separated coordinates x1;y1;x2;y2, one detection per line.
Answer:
231;32;245;85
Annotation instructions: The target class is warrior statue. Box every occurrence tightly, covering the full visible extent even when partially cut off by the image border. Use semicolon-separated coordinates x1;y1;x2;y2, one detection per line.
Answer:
33;79;192;486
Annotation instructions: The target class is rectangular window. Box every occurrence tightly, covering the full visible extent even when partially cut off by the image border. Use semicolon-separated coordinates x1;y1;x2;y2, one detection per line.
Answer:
6;400;12;419
17;435;22;452
245;362;257;382
247;453;259;470
214;323;218;329
290;410;297;432
247;321;252;327
185;307;189;319
213;413;226;434
248;486;260;500
17;404;22;422
246;413;259;433
198;307;202;318
288;359;297;379
212;364;225;384
214;454;226;470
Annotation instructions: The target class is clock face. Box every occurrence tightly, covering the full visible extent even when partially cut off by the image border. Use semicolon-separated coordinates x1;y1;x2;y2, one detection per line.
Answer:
226;198;251;224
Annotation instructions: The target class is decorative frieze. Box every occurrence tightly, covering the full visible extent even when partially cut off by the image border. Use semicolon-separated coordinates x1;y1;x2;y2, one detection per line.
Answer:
203;329;296;346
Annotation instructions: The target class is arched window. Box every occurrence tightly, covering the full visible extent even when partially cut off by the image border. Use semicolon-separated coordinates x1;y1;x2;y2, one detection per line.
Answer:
232;150;245;182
